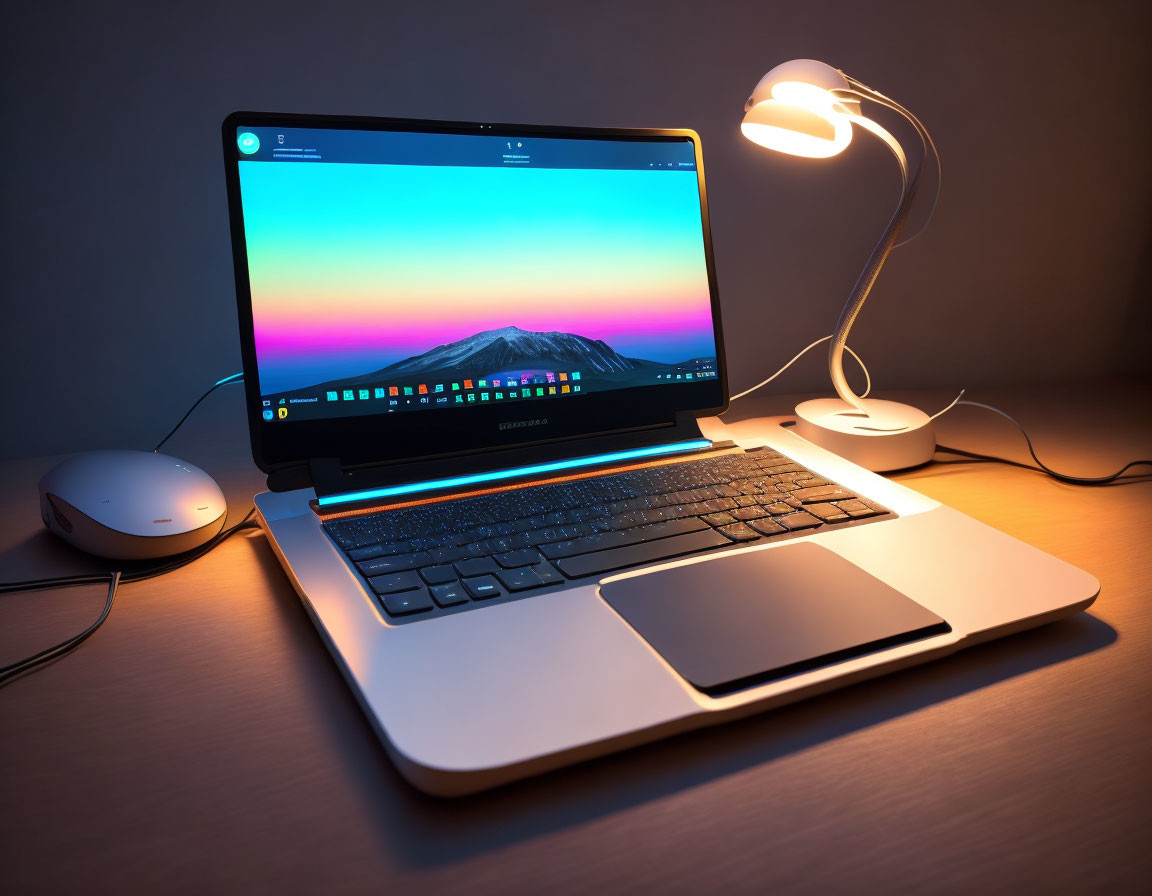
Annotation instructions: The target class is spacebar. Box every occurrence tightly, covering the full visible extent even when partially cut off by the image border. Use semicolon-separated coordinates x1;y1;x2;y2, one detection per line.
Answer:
556;529;732;578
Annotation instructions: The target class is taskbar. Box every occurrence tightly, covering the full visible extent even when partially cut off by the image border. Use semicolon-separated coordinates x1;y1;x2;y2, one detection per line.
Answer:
260;367;719;422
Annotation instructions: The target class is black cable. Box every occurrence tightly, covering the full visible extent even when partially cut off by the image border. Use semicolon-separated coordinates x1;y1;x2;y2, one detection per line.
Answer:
153;372;243;453
121;510;259;585
934;445;1152;485
0;510;258;689
937;399;1152;485
0;573;120;686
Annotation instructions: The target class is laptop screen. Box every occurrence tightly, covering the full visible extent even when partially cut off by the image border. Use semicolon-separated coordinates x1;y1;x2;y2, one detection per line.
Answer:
232;125;720;426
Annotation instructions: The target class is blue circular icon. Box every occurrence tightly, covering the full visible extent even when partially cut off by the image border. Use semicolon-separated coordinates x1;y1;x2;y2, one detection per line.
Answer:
237;132;260;155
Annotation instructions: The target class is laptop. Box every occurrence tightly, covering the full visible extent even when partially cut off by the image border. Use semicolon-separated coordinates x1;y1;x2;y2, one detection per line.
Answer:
221;112;1098;796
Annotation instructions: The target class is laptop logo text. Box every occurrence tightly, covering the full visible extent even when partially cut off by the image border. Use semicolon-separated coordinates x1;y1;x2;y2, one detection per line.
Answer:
499;418;549;431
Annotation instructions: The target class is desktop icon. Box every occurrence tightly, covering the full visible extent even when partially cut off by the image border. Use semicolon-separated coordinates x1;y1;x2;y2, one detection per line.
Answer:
452;382;460;391
572;372;581;380
455;395;464;403
467;394;476;402
262;409;274;421
358;389;370;400
492;379;501;388
418;384;428;394
562;385;570;393
495;392;504;399
237;132;260;154
548;386;557;395
343;390;355;401
522;388;530;397
262;399;271;407
558;373;568;382
403;387;414;396
277;407;288;419
536;387;544;396
374;387;385;398
389;386;399;396
434;383;444;393
327;391;338;401
464;379;473;389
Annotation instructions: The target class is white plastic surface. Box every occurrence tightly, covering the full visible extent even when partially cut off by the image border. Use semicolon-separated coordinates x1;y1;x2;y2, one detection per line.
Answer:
794;398;936;472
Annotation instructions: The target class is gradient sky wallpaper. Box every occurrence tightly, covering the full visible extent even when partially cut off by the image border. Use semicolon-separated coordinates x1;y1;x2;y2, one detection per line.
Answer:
239;160;717;395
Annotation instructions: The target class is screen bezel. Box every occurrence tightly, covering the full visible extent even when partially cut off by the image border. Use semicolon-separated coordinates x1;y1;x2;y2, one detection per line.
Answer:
222;111;728;474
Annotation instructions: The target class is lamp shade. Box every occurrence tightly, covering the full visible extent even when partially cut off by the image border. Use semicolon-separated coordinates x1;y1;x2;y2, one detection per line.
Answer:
744;59;851;109
741;59;859;158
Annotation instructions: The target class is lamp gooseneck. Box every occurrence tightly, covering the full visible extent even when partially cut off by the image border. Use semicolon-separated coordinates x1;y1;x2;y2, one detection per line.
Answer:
826;109;921;414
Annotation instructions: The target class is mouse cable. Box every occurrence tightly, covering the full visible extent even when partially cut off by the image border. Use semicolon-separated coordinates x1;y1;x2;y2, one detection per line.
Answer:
153;372;244;453
0;509;258;688
934;399;1152;485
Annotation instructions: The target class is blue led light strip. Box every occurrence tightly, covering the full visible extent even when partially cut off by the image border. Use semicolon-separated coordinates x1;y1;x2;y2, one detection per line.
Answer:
317;438;714;508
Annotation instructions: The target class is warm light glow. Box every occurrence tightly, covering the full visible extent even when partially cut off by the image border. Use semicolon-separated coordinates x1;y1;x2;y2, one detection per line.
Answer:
741;80;857;159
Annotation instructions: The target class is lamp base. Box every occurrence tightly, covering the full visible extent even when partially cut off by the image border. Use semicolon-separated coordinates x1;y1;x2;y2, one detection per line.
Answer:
793;398;935;472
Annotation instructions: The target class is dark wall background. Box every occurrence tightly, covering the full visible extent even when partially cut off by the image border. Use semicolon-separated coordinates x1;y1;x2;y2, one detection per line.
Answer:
1;0;1149;461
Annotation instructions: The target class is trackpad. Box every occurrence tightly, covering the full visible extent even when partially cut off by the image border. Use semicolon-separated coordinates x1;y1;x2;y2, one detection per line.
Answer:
600;542;950;696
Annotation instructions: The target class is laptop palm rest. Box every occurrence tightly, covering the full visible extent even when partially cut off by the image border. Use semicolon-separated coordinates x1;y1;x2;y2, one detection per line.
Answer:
600;542;951;697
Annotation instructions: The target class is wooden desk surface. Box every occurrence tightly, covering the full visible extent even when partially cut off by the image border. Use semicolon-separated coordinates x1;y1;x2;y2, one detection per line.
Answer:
2;379;1150;894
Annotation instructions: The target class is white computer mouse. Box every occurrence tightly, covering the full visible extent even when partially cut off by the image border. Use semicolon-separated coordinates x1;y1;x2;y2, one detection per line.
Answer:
38;450;228;560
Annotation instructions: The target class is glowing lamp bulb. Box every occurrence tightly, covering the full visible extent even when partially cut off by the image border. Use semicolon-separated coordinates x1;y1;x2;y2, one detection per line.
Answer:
741;94;852;158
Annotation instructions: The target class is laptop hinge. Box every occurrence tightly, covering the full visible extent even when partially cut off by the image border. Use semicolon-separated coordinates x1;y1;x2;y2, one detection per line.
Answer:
307;457;348;499
300;412;733;506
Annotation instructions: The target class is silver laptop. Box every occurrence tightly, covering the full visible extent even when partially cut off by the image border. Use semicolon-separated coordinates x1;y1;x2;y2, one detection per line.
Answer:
222;112;1098;795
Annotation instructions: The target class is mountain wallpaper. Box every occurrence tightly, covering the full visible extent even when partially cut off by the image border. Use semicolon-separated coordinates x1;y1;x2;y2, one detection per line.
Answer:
381;326;641;376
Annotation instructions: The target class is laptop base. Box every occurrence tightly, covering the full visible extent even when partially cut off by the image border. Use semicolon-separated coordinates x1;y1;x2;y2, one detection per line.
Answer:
255;423;1098;796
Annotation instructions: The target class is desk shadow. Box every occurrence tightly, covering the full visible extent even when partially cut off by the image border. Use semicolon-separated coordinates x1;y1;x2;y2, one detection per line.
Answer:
0;529;117;582
244;535;1117;872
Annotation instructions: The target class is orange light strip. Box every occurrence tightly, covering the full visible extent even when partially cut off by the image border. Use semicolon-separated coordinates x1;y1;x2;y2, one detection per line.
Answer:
314;448;737;520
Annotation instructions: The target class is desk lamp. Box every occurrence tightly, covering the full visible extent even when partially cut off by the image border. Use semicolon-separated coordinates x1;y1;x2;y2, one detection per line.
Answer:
742;59;939;471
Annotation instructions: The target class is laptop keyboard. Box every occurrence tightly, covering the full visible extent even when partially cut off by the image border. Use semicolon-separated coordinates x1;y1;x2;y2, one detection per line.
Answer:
321;447;894;622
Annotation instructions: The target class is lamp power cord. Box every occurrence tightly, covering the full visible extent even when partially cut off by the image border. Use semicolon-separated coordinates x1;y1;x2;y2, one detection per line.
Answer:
937;400;1152;485
726;341;1151;486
